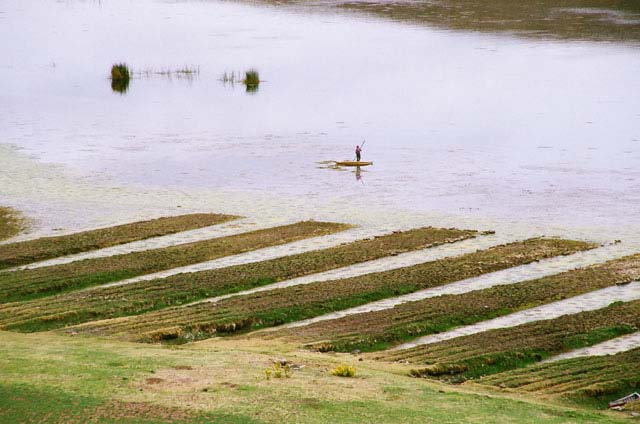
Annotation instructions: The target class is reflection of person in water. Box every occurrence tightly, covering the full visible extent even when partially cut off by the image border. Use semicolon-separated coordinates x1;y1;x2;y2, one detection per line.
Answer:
355;166;363;183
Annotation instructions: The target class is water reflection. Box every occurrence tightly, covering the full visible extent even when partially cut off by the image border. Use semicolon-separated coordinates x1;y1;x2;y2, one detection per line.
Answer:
111;77;130;94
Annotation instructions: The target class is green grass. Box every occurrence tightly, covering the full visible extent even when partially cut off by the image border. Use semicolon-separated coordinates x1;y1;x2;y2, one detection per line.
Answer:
480;347;640;410
0;330;629;423
279;255;640;354
0;213;238;270
0;221;350;303
65;238;596;343
0;226;476;331
244;69;260;92
0;206;26;241
389;299;640;382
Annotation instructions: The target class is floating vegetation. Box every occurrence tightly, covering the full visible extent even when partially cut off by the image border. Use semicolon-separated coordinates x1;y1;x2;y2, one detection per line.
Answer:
110;63;130;94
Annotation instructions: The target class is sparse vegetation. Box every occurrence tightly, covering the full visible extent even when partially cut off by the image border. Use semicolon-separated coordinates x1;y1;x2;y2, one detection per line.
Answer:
0;207;26;241
0;213;237;270
63;238;595;343
0;221;350;303
0;227;475;331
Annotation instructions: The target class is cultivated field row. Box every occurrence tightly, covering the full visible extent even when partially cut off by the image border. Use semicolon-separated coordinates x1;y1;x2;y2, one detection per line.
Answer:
0;226;475;331
264;257;640;353
0;213;237;270
381;296;640;380
276;241;633;331
96;225;480;290
9;217;266;271
0;221;349;303
479;347;640;404
61;238;593;343
546;330;640;362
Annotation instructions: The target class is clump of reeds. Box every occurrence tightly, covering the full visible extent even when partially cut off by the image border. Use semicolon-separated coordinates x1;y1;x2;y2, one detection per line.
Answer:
243;69;260;92
110;63;131;93
221;71;238;85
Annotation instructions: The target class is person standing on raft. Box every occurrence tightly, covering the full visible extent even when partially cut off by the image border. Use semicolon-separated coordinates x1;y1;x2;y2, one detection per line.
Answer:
355;145;362;162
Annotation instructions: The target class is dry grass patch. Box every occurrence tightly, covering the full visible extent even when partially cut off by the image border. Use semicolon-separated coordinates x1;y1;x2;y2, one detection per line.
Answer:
66;238;594;343
0;213;238;270
0;221;349;303
0;227;475;331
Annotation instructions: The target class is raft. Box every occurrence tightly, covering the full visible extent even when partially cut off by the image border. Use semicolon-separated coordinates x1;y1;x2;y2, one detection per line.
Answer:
335;161;373;167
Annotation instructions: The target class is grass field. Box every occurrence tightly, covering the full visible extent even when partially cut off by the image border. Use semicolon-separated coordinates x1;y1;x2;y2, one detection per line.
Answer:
65;238;594;343
0;213;238;270
0;206;26;242
0;330;631;423
381;299;640;381
0;227;476;332
271;254;640;353
0;221;349;303
479;346;640;409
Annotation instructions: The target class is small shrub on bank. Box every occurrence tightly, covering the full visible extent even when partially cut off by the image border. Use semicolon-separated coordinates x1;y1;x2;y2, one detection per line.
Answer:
331;365;356;377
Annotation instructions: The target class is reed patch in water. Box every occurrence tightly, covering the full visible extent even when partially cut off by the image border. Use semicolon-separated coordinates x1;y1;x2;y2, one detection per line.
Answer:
110;63;131;93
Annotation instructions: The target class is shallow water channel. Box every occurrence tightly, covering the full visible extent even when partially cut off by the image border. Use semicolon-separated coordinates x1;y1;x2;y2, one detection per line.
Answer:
1;0;640;232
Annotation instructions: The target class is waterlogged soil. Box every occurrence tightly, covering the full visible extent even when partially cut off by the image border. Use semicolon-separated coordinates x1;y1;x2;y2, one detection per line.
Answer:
382;299;640;380
335;0;640;43
0;207;26;242
271;253;640;353
0;227;475;331
0;213;237;270
63;238;593;343
548;331;640;362
0;221;348;303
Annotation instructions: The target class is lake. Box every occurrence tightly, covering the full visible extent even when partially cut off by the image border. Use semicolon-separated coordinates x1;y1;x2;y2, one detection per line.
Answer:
1;0;639;232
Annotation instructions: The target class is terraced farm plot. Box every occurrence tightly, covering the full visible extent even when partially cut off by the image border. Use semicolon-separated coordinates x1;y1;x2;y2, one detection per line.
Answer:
379;299;640;380
0;213;238;270
0;207;26;242
269;254;639;353
0;226;476;331
0;221;349;303
479;347;640;407
65;238;594;343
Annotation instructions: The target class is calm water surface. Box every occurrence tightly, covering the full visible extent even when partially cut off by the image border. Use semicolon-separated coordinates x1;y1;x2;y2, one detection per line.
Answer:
1;0;639;229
